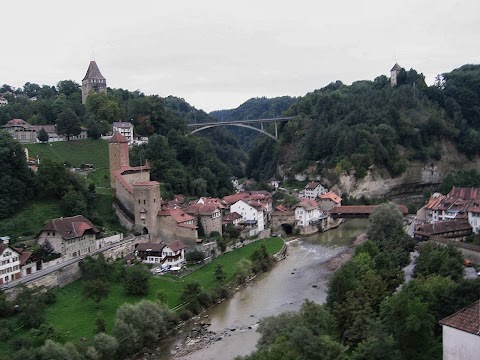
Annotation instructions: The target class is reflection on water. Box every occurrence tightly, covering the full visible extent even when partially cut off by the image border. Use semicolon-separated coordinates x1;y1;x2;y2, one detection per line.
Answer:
163;219;369;360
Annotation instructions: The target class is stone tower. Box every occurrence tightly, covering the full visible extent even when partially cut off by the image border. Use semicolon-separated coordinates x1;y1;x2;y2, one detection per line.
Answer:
390;63;402;87
82;60;107;104
133;181;161;236
108;132;129;189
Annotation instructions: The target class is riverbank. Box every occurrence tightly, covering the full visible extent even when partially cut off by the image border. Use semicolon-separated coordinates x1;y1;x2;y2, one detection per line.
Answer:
324;232;368;271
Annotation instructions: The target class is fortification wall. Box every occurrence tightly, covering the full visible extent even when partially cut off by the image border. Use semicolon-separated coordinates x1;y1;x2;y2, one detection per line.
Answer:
116;179;135;215
122;172;150;187
157;217;198;246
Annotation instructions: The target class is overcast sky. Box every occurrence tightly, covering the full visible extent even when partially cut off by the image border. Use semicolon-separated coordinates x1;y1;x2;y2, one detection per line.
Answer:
3;0;479;112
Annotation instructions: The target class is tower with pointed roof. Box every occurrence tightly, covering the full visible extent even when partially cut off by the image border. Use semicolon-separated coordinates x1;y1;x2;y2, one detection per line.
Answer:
390;63;402;87
81;60;107;104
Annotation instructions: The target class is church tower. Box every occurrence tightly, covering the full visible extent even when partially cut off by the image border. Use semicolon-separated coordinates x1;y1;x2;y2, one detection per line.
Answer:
108;132;129;189
82;60;107;104
390;63;402;87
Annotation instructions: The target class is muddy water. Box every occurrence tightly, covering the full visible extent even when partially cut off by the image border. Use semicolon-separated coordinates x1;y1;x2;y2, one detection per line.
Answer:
165;219;368;360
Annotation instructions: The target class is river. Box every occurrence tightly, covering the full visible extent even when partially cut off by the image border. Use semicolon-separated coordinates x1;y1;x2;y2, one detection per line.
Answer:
162;219;369;360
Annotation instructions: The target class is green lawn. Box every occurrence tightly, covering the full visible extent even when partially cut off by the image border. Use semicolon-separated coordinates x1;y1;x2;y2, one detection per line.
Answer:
25;139;109;169
43;238;284;342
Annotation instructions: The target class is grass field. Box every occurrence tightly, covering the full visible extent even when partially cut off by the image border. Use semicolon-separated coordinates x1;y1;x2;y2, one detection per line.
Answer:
43;237;284;342
1;139;120;240
25;139;110;169
0;200;63;240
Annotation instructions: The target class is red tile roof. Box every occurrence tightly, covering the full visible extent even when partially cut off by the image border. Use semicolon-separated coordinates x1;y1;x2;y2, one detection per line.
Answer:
167;240;186;252
136;243;165;252
222;212;242;223
40;215;99;240
108;132;128;143
448;187;480;201
158;206;196;225
440;300;480;335
415;220;472;235
184;203;220;216
295;199;319;211
319;191;342;204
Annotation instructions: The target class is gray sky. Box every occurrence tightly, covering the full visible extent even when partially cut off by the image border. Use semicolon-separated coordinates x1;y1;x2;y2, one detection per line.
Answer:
3;0;480;112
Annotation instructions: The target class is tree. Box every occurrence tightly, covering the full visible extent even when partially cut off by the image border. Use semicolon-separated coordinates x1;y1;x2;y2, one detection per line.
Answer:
83;279;110;306
37;127;49;143
93;332;118;360
367;203;413;267
213;264;226;283
0;131;34;218
60;188;87;216
235;258;252;284
88;122;102;139
413;243;464;281
56;108;81;140
123;267;150;295
95;313;107;334
197;215;205;237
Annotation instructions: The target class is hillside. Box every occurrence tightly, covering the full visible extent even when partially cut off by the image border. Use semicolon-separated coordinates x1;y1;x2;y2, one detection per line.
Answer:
243;64;480;198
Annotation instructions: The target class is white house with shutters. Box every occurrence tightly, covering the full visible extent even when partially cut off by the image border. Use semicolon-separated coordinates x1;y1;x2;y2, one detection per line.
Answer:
231;199;265;232
0;245;21;285
300;182;327;199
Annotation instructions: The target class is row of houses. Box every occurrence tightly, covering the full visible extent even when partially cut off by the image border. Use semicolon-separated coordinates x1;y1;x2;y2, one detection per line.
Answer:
1;118;88;143
414;187;480;240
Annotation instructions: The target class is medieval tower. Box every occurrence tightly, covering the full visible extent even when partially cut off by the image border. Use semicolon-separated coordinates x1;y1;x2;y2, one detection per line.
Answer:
108;133;130;189
390;63;402;86
82;61;107;104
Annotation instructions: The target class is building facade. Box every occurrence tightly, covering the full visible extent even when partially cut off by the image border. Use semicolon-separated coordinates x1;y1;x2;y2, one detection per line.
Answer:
37;215;100;258
112;122;134;145
0;245;21;285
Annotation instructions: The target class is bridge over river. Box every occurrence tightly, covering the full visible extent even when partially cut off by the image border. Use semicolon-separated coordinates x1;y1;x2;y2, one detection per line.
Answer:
187;116;295;140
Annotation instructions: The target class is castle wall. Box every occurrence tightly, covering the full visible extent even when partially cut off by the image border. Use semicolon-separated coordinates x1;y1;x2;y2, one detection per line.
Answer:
133;183;161;238
115;178;135;215
108;142;129;188
122;172;150;187
158;216;198;246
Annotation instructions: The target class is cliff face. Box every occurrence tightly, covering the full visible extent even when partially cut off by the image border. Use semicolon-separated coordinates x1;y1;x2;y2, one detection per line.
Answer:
337;141;480;198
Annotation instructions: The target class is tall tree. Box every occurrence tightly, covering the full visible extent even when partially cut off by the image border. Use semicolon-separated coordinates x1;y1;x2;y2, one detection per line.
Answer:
37;127;49;143
0;131;34;218
56;108;81;140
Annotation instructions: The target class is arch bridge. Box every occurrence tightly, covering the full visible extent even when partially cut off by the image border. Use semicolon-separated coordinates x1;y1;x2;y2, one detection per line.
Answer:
187;117;295;140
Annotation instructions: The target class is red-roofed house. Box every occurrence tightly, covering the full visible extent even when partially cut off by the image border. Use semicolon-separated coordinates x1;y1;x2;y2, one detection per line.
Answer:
318;191;342;211
440;300;480;360
184;202;223;236
1;118;37;143
158;205;198;243
222;212;243;227
37;215;100;259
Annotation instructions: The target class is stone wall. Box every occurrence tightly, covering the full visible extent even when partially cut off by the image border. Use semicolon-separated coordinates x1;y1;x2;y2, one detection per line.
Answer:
115;179;135;215
113;203;135;230
157;216;198;246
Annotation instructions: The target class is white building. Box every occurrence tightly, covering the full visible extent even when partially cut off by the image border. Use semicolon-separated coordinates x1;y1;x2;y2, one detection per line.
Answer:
0;96;8;106
37;215;99;259
231;199;265;232
112;122;134;145
467;207;480;234
135;240;186;268
301;182;327;199
440;300;480;360
0;245;21;285
294;199;323;226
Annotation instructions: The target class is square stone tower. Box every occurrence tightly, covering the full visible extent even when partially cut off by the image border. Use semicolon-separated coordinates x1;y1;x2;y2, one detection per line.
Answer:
133;181;162;238
108;132;130;189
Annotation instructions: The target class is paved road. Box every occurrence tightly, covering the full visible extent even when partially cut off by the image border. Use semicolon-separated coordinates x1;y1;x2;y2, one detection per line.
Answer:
0;237;136;290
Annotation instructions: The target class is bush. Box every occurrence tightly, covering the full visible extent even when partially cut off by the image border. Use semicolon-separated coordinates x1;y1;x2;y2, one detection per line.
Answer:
179;309;194;321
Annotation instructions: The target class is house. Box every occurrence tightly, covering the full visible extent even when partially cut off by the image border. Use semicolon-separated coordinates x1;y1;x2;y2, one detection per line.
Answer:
467;207;480;234
318;191;342;211
112;122;134;145
18;248;37;277
135;240;186;268
414;220;472;241
222;212;243;228
390;63;402;86
0;245;21;285
157;205;198;243
440;300;480;360
294;199;323;227
184;202;223;236
301;182;327;199
1;118;37;143
0;96;8;106
37;215;100;259
231;199;265;232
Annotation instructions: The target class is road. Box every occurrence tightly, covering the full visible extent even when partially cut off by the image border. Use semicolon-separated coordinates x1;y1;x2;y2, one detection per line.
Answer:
0;236;137;290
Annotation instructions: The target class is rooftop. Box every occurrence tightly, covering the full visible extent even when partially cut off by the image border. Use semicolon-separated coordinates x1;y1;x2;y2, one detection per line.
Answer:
440;300;480;336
